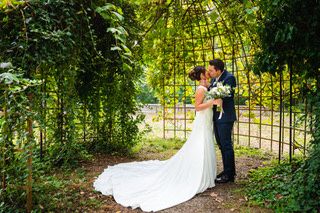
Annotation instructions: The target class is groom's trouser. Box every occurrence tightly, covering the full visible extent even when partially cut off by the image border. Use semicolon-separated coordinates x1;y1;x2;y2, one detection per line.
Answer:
214;122;236;177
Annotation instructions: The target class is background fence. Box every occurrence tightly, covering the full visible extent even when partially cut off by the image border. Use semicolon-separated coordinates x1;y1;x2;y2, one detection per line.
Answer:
143;0;311;161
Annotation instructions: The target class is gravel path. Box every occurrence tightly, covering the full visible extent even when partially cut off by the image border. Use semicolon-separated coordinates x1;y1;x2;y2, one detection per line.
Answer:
78;149;273;213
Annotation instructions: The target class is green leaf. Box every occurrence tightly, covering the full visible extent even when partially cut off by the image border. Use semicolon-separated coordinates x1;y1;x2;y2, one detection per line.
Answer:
107;27;122;34
209;11;219;22
0;72;20;84
123;63;132;71
114;34;126;43
95;4;116;13
120;44;131;52
111;46;122;51
111;11;124;22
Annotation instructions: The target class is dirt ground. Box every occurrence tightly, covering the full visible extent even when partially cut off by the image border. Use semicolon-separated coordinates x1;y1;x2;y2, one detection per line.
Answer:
75;149;273;213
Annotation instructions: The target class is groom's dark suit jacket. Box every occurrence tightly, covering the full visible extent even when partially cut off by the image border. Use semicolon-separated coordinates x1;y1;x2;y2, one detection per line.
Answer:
209;70;237;123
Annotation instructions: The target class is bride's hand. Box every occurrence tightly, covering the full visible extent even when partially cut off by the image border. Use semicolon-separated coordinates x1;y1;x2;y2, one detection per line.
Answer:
207;99;215;107
212;99;222;106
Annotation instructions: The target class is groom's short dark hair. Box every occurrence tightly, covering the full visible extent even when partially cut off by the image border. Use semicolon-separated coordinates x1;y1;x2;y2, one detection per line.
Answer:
209;59;224;71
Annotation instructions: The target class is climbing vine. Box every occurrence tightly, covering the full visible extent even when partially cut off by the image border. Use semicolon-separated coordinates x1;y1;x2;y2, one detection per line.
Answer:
0;0;144;210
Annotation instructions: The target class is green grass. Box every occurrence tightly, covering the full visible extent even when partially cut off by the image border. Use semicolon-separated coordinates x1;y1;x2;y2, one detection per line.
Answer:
134;136;275;158
133;136;185;154
234;145;275;160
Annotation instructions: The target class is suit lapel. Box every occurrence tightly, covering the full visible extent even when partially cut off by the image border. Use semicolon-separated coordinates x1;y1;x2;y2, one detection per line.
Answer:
218;70;228;83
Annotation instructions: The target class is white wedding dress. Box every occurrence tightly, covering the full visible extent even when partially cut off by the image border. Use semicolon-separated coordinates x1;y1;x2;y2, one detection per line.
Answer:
93;86;217;212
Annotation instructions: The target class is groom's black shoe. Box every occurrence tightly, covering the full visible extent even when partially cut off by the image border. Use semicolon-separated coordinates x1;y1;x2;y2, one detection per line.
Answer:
215;174;235;184
217;171;225;178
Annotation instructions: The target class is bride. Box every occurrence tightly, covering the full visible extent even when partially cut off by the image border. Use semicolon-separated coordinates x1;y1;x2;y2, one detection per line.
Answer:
93;66;222;212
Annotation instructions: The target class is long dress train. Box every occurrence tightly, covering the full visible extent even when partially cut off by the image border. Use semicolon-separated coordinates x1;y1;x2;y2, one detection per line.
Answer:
93;86;217;212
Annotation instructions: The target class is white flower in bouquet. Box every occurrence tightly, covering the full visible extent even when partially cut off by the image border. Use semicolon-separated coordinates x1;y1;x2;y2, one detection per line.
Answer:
205;82;233;119
205;82;232;101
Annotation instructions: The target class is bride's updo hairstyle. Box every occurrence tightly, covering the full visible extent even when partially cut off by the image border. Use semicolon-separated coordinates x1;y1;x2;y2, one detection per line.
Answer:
188;66;206;81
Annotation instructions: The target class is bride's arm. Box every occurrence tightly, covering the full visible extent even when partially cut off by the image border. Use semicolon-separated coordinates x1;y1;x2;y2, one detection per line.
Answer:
194;88;221;111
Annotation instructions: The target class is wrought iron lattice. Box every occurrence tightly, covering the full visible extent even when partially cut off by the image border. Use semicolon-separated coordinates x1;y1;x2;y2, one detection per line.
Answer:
152;0;310;161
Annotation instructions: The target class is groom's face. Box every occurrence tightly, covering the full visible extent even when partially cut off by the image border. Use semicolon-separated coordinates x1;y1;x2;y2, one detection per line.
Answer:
208;65;220;78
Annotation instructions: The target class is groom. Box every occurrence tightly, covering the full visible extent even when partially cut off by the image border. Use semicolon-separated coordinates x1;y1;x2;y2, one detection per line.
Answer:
208;59;237;183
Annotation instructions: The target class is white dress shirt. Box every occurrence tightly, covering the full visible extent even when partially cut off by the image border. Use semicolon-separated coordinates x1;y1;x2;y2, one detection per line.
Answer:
215;70;225;82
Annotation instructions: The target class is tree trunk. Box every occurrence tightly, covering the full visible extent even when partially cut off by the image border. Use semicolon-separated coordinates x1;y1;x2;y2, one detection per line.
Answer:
26;93;33;213
2;89;8;191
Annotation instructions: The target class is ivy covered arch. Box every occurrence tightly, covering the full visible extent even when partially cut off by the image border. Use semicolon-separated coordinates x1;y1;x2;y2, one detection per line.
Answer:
142;0;310;160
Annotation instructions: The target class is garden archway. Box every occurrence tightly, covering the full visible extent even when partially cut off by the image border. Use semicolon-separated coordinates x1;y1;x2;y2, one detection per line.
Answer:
143;0;310;161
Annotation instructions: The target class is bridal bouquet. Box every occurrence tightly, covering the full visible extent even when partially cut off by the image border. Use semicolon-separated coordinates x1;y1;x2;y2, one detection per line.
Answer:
205;82;232;119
